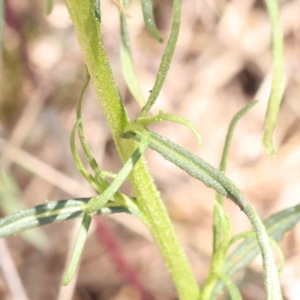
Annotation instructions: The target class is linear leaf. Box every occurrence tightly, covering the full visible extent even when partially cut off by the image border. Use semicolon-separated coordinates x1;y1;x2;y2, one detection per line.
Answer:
123;129;282;300
139;0;181;117
0;198;136;238
214;101;258;248
0;170;49;250
219;101;258;174
263;0;285;156
45;0;54;15
210;203;300;299
201;102;258;299
140;0;163;42
120;0;146;107
62;212;92;285
84;134;150;213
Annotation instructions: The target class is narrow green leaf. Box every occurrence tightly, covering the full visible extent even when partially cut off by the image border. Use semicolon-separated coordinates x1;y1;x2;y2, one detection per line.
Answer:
210;203;300;299
45;0;54;15
214;100;258;249
202;102;258;299
229;231;256;246
61;213;92;285
94;0;101;22
263;0;285;156
219;101;258;175
212;202;231;256
74;74;130;207
75;73;109;192
63;135;150;285
70;119;99;190
135;110;202;147
217;273;242;300
120;0;146;107
125;130;228;196
0;170;49;250
269;237;285;274
123;129;282;300
84;134;150;213
229;231;285;273
0;198;136;238
139;0;181;117
140;0;163;42
76;73;101;174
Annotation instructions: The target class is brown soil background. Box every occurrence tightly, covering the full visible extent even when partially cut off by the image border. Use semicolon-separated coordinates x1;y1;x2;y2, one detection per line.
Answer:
1;0;300;299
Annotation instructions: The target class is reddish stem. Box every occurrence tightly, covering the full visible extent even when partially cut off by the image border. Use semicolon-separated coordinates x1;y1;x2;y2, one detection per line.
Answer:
95;217;155;300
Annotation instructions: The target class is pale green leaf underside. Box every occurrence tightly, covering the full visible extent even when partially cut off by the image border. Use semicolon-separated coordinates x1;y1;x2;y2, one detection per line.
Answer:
0;198;137;238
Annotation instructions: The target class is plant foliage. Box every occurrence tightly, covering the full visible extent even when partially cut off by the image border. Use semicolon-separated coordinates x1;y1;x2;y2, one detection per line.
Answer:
0;1;294;300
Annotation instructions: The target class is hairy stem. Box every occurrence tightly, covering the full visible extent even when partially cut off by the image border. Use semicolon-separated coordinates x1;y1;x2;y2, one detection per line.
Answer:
65;1;199;299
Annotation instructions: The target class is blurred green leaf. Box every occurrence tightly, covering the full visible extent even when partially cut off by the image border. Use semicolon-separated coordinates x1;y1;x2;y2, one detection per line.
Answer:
210;203;300;299
45;0;54;15
263;0;285;156
124;128;282;299
94;0;101;22
0;170;49;250
202;101;258;300
218;274;242;300
140;0;163;42
120;0;146;107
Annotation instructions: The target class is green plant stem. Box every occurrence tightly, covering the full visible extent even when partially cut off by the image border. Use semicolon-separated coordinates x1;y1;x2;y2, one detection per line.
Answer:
124;129;282;300
65;1;199;299
84;136;150;213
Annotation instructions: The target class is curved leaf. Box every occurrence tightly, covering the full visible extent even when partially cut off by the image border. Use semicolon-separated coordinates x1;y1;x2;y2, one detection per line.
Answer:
210;203;300;299
140;0;163;42
123;129;282;300
202;102;258;299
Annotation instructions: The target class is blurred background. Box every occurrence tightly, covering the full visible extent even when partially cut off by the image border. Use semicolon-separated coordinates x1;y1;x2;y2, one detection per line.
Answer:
1;0;300;299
